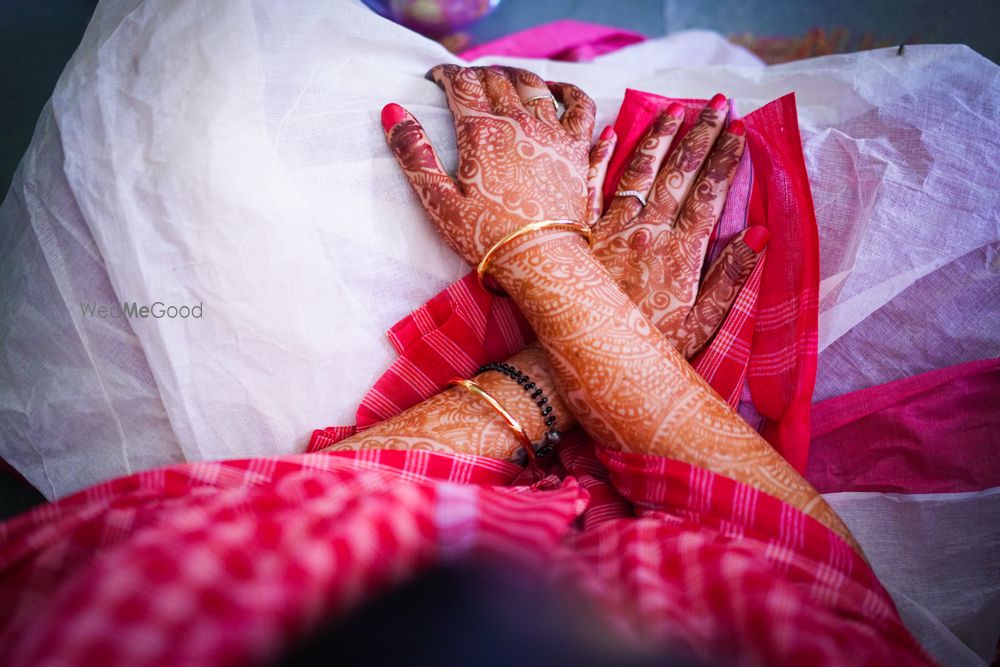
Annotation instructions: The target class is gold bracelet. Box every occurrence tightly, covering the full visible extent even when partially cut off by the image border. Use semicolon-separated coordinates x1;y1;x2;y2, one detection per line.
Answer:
476;219;592;296
448;378;536;463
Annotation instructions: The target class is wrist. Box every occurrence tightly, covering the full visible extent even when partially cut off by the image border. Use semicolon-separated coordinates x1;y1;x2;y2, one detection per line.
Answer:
476;344;574;441
487;227;591;297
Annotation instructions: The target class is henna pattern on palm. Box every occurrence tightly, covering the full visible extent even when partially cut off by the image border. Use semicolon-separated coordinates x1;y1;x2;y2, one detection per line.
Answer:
675;233;761;358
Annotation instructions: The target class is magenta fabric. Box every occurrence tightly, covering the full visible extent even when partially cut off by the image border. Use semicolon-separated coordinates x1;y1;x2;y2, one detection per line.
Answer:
807;358;1000;494
460;19;646;62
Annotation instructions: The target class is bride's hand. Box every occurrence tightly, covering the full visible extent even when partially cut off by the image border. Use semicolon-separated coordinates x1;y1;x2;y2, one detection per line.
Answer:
383;66;763;359
589;96;767;358
381;65;598;265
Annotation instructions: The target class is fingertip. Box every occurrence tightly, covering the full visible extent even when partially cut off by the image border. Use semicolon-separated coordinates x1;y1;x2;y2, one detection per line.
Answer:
728;119;745;137
599;125;615;141
743;225;769;253
665;102;685;119
425;64;448;84
381;103;407;132
708;93;728;111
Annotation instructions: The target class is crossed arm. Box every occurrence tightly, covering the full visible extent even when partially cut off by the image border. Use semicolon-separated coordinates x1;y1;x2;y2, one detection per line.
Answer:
324;65;859;551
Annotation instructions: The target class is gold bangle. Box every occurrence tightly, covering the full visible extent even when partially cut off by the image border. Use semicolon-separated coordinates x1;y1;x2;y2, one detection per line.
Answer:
449;378;536;463
476;219;592;296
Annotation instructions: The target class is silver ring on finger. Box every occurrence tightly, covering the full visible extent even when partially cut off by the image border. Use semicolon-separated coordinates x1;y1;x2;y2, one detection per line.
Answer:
525;94;558;114
614;190;648;207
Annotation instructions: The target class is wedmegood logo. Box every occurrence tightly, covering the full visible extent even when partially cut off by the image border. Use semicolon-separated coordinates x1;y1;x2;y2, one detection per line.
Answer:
79;302;204;319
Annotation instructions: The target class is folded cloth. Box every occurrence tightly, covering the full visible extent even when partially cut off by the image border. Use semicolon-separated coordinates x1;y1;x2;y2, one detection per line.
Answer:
0;440;930;666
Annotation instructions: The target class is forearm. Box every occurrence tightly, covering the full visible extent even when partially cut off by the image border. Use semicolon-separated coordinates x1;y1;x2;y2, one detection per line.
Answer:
323;343;573;460
491;231;859;549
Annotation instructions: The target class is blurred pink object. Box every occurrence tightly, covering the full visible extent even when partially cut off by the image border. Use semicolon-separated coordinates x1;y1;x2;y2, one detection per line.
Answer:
460;19;646;62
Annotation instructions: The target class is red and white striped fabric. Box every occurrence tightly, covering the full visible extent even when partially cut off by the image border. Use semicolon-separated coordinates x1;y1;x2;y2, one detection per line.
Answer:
742;97;821;473
353;274;533;430
0;436;931;666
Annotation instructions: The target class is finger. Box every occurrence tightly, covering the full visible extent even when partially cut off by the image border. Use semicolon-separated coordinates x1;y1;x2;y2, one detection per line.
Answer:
675;119;746;243
427;64;493;119
547;80;596;141
644;93;729;228
381;103;466;252
603;104;684;223
585;125;617;225
676;225;768;358
474;66;531;120
502;66;560;126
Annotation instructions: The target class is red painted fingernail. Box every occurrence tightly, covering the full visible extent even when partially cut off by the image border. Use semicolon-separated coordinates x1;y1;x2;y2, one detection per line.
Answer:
665;102;685;119
743;226;769;253
599;125;615;141
708;93;728;110
728;119;745;136
381;103;407;132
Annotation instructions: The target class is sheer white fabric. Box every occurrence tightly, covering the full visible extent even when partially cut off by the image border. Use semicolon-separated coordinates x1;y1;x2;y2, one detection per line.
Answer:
3;0;997;495
827;489;1000;666
1;0;998;662
2;0;997;485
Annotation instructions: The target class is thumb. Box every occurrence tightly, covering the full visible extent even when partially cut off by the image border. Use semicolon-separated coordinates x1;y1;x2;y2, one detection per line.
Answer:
381;103;466;250
585;125;617;225
677;226;768;359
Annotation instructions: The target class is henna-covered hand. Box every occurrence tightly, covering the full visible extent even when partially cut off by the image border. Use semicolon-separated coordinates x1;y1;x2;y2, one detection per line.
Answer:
591;96;766;358
383;71;761;358
380;65;602;265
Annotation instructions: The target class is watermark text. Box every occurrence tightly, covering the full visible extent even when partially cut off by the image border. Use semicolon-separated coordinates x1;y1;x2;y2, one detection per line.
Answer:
79;301;203;319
